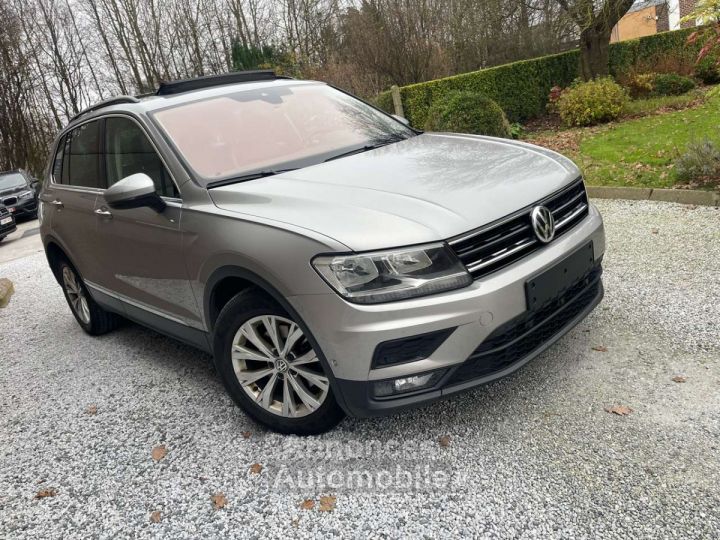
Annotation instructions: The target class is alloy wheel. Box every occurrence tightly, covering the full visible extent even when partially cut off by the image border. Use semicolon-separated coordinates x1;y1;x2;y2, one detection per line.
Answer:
62;266;91;324
231;315;330;418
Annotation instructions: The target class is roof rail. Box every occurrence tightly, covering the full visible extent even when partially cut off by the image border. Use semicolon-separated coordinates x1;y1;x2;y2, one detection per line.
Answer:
156;70;288;96
69;96;141;123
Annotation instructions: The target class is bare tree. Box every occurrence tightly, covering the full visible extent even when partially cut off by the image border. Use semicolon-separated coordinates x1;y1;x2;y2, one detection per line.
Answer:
0;0;587;175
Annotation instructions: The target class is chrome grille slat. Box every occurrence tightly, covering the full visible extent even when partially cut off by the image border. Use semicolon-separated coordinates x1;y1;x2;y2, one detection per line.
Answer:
466;238;537;272
456;223;532;260
550;190;584;217
555;203;588;229
448;179;590;280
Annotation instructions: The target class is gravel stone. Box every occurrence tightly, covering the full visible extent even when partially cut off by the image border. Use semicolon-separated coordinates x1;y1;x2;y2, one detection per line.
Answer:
0;199;718;538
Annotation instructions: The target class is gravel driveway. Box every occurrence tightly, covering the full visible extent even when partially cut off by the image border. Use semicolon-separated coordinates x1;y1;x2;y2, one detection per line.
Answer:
1;199;719;539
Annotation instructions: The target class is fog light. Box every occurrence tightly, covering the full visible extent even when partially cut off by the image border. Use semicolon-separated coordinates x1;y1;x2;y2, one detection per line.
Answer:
373;369;446;398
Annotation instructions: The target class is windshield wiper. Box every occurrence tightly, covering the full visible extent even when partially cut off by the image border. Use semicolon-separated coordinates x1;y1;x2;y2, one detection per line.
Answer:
323;140;399;162
207;167;299;189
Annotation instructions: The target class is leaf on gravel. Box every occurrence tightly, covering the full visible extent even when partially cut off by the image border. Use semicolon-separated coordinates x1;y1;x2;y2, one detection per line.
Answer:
150;511;161;523
85;404;98;415
318;495;336;512
249;463;263;475
241;431;252;439
300;499;315;510
672;375;688;383
592;345;608;352
604;405;633;416
651;228;659;234
151;445;167;462
35;488;57;499
439;435;451;447
211;493;227;510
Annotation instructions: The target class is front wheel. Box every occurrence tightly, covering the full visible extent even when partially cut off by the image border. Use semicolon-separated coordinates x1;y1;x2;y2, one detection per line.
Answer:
213;291;345;435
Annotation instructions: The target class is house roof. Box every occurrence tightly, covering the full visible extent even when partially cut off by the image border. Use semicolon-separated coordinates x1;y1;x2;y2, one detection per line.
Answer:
628;0;666;13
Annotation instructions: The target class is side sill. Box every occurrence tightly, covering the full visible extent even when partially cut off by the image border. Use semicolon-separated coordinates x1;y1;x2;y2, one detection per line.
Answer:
88;284;212;353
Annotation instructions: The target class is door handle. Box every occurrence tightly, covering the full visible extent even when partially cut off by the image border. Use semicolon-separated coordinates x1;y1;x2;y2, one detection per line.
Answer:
94;208;113;218
50;199;63;207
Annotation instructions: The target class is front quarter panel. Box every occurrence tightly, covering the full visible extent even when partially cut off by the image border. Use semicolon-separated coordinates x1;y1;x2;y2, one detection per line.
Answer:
182;204;347;330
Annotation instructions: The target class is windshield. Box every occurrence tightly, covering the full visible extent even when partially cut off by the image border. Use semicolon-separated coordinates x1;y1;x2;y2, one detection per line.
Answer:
0;173;27;191
152;83;415;184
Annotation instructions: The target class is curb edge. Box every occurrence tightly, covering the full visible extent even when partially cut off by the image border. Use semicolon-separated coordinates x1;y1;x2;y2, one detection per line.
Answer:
587;186;720;207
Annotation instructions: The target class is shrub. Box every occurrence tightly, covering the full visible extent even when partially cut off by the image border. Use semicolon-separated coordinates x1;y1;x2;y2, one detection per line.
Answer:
695;54;720;84
509;122;524;140
652;73;696;96
624;72;656;98
546;85;567;114
675;139;720;183
557;78;628;127
424;92;511;137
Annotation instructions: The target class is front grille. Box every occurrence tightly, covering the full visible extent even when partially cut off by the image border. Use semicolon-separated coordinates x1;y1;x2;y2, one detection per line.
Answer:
0;206;8;216
446;265;602;386
2;197;17;206
448;179;589;279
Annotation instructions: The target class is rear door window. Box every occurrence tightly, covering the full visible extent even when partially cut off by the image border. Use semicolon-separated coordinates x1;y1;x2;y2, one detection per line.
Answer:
63;121;101;188
104;117;179;198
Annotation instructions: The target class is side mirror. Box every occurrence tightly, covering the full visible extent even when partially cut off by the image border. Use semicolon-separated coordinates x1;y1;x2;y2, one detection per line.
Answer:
392;114;410;126
105;173;165;212
30;180;41;195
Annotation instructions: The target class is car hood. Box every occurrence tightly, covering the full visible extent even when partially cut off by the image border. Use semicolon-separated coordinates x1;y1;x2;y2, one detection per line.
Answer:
0;185;29;198
209;133;581;251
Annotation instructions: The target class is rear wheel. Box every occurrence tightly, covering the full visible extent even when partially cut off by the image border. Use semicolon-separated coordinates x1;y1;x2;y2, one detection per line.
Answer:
213;290;344;435
58;260;119;335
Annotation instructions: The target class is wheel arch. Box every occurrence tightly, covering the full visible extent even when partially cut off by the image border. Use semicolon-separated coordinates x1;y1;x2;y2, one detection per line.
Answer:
204;265;352;414
44;236;74;285
204;265;304;333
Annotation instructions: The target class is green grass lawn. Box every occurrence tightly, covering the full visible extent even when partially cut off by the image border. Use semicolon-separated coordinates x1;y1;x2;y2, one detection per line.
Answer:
527;88;720;189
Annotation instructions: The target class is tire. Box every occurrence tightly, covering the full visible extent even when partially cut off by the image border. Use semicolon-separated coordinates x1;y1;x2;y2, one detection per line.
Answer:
57;259;119;335
0;236;5;243
213;290;345;435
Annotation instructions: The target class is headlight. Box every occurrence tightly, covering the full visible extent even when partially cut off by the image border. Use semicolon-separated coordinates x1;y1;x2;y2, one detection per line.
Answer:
18;190;33;200
312;243;472;304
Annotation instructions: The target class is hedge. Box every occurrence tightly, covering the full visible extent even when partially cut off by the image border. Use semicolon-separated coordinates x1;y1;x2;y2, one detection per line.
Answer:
376;27;698;126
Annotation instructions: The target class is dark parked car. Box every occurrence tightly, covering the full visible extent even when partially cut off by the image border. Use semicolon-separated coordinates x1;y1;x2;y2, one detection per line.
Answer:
0;204;17;242
0;169;40;219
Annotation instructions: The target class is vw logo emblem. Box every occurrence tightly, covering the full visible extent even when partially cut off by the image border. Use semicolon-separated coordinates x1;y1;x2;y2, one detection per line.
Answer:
530;206;555;243
275;358;289;374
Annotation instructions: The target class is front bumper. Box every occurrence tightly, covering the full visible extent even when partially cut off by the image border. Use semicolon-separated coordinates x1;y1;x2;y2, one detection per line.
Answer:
2;196;37;218
0;217;16;237
337;274;602;416
288;204;606;417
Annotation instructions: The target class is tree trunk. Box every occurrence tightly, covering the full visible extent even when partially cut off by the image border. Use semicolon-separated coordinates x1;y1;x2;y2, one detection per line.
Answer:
557;0;634;80
579;26;611;80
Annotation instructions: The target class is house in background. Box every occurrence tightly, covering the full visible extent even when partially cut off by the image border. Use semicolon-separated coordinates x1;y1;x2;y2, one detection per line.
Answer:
611;0;697;43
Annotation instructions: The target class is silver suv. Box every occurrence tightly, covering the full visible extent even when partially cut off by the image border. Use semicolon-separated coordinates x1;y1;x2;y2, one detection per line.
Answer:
40;71;605;434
